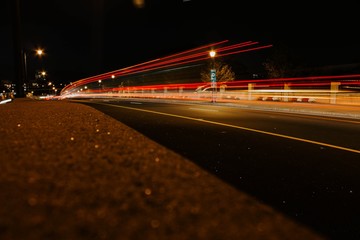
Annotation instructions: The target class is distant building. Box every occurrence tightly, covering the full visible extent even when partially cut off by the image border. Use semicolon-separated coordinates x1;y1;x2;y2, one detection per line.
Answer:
0;79;15;100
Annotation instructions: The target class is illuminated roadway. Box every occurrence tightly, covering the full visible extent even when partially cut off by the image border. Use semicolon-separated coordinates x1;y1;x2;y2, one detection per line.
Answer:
78;99;359;240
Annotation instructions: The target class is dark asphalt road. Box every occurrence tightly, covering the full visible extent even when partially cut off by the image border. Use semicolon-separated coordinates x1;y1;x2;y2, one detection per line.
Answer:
0;98;327;240
81;99;360;240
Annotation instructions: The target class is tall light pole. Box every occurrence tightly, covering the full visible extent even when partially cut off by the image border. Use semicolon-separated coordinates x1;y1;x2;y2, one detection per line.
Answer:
209;50;216;103
24;48;45;94
12;0;25;97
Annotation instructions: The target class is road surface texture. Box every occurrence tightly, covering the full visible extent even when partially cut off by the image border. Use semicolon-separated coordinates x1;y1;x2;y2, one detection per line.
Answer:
0;98;329;239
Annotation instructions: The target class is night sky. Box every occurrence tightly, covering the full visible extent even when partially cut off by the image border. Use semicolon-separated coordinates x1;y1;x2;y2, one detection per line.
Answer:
2;0;360;85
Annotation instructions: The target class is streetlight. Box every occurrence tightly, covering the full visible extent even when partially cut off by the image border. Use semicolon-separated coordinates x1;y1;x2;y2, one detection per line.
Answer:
23;48;45;93
98;80;103;91
36;49;44;56
209;50;216;103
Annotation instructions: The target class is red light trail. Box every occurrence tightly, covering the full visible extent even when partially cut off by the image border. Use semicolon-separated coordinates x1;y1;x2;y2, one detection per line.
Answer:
58;40;359;107
60;40;273;95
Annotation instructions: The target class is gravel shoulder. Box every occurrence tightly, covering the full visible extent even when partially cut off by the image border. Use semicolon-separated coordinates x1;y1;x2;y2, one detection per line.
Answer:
0;98;326;239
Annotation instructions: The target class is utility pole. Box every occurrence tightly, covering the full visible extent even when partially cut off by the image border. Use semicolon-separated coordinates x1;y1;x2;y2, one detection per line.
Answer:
92;0;104;74
11;0;25;97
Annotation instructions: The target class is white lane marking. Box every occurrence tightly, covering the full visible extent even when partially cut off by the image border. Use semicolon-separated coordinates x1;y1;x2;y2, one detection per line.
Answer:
188;107;219;112
98;102;360;154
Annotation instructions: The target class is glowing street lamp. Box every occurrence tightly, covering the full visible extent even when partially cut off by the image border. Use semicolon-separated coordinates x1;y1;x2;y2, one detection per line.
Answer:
98;79;103;90
36;48;44;57
23;47;46;92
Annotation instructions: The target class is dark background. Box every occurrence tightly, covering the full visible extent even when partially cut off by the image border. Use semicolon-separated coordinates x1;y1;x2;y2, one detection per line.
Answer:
2;0;360;85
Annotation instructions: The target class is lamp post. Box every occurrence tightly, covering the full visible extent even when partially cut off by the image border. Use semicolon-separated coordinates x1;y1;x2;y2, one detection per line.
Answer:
209;50;216;103
23;48;45;94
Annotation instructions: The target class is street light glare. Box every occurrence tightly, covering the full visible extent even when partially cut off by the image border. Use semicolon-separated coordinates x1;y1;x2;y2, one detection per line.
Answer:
36;49;44;56
209;50;216;58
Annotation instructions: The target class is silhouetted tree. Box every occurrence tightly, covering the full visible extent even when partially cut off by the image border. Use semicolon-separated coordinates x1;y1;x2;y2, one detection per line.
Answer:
200;60;236;83
262;45;294;78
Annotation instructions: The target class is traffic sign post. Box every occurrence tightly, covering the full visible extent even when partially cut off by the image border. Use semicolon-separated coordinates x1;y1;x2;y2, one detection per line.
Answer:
211;69;216;103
